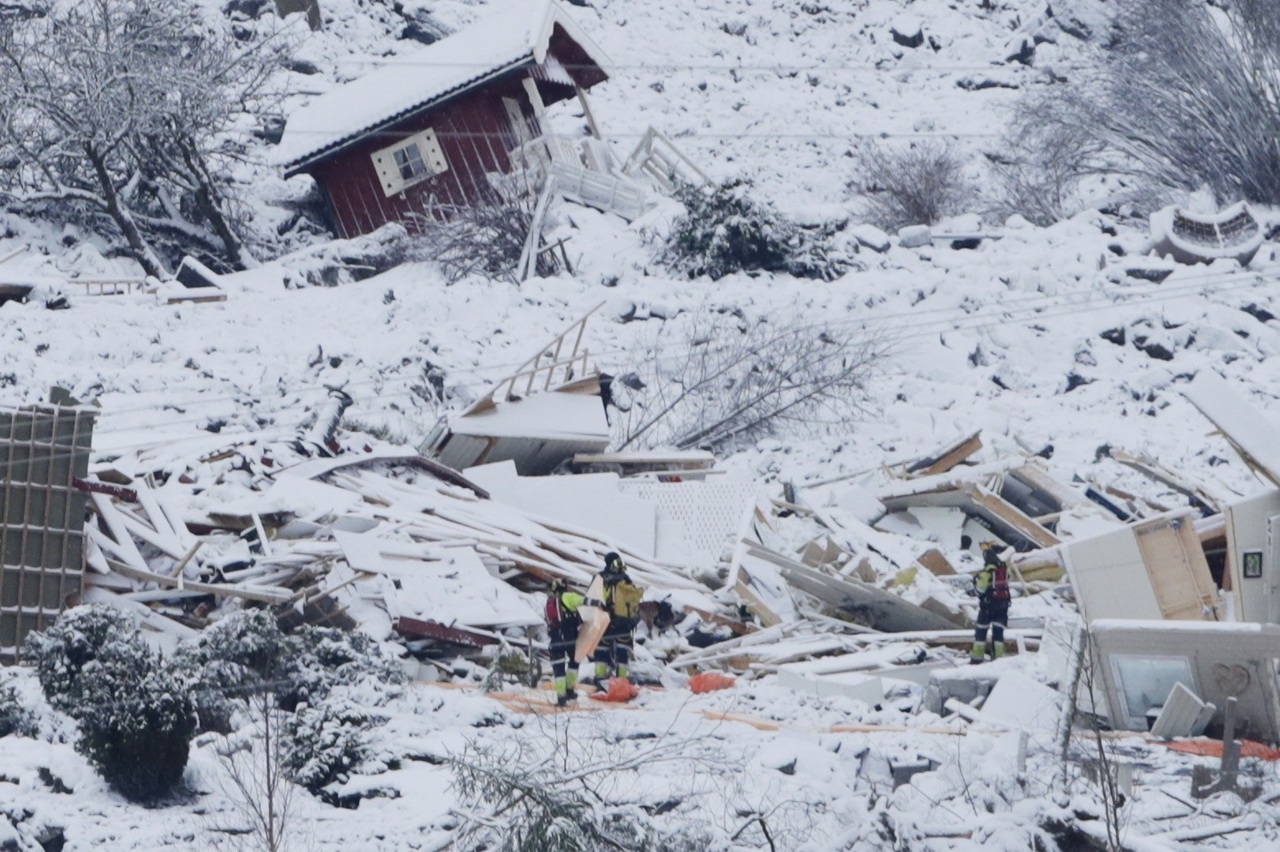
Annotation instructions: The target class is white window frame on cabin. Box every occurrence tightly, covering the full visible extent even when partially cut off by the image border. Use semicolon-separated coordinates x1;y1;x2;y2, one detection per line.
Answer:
1108;654;1196;730
371;128;449;197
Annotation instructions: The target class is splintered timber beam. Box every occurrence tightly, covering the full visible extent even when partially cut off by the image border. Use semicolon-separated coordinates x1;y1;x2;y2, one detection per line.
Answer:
1108;448;1221;514
394;616;498;648
103;557;292;604
959;483;1060;549
904;431;983;478
72;476;138;503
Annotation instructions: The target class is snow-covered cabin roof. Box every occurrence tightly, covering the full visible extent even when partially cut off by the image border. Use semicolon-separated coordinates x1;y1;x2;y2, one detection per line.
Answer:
276;0;611;172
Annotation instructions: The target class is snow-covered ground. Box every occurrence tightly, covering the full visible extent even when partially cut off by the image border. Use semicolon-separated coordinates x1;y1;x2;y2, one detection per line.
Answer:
4;0;1280;848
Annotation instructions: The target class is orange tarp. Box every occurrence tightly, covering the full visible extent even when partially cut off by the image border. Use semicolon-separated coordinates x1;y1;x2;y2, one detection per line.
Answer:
590;678;641;703
688;672;735;694
1163;739;1280;761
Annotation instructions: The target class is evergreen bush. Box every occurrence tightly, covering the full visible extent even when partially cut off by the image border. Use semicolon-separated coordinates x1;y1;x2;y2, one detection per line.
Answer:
173;612;404;729
0;675;37;739
75;641;196;803
282;694;382;792
172;609;288;733
25;606;196;803
662;179;849;281
279;625;405;711
25;604;137;714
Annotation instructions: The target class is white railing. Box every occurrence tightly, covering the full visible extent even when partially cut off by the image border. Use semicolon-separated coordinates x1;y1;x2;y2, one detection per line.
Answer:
514;134;648;222
621;127;711;191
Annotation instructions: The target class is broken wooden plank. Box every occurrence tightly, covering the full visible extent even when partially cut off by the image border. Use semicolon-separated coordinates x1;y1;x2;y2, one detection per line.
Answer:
670;624;790;668
915;548;955;576
904;431;983;478
112;503;189;562
103;557;292;604
755;544;960;632
684;606;758;636
88;493;152;574
883;480;1059;552
1107;448;1221;515
394;616;500;648
72;476;138;503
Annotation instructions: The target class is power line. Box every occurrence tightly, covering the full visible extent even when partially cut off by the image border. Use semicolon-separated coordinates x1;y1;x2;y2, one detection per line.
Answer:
331;59;1017;75
0;265;1271;476
6;263;1273;431
15;261;1259;438
275;127;1002;141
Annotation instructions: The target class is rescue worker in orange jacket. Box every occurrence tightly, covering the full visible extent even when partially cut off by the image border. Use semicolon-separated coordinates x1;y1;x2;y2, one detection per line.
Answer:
971;542;1012;664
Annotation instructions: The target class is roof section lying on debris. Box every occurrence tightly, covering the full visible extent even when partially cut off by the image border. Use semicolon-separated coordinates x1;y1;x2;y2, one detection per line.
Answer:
1184;370;1280;487
424;306;610;476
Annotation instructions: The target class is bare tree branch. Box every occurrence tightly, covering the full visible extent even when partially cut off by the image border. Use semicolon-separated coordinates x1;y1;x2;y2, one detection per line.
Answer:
615;309;886;453
0;0;291;272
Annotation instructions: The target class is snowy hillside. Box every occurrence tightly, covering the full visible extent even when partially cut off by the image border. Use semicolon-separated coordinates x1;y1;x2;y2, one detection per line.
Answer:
2;0;1280;849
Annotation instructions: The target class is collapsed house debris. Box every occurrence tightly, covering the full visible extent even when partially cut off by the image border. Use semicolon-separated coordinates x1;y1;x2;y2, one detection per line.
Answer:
1150;201;1264;267
16;352;1280;765
422;308;610;475
1063;511;1223;622
1086;619;1280;744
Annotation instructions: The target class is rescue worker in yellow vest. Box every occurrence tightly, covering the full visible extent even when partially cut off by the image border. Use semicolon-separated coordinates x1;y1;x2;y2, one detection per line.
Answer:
971;542;1012;664
545;579;584;706
586;552;643;683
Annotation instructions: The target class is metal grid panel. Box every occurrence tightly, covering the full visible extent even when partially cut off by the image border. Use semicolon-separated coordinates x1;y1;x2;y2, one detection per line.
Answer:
0;405;96;663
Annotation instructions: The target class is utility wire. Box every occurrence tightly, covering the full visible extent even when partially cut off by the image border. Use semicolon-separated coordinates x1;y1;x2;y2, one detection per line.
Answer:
27;260;1271;425
275;127;1003;141
330;59;1019;74
0;266;1271;476
2;264;1272;439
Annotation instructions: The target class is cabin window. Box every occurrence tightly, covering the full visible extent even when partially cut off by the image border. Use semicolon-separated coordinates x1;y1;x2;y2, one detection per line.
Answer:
393;145;427;181
1109;654;1195;729
372;128;448;197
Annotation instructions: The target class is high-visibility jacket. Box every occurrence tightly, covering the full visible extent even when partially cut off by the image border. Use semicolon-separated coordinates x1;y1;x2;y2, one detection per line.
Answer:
545;590;584;628
974;561;1010;601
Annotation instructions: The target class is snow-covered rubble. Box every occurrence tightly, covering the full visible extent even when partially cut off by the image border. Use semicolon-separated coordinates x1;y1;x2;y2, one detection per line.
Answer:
4;0;1280;847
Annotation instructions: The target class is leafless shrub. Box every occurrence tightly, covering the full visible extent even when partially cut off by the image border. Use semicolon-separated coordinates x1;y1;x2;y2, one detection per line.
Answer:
408;173;559;284
216;690;296;852
1059;626;1128;851
1034;0;1280;206
613;308;887;452
988;101;1108;226
854;140;974;230
0;0;289;274
447;712;743;851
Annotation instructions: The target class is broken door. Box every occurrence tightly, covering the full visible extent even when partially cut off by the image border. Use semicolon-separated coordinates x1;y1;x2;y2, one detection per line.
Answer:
1133;516;1221;621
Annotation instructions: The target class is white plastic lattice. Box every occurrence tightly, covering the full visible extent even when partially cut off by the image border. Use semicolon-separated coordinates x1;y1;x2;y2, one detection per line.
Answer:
619;479;759;570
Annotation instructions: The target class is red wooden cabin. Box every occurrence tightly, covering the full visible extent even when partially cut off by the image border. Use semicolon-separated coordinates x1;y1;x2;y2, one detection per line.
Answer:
276;0;612;239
